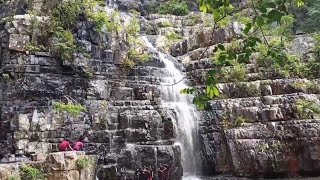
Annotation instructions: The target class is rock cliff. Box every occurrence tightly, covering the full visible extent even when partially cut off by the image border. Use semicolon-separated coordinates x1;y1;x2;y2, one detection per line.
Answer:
0;0;320;180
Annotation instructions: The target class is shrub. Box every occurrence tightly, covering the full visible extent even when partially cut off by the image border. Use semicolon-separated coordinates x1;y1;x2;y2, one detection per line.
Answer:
121;59;136;69
257;40;307;78
128;49;152;63
294;0;320;32
220;61;247;82
51;0;82;30
20;165;45;180
25;43;46;53
126;17;140;36
8;176;20;180
76;156;93;170
88;11;111;32
296;99;320;118
53;102;86;117
166;31;183;44
203;14;215;27
292;81;319;93
304;33;320;78
157;0;189;16
53;28;77;61
185;13;202;26
157;21;173;28
235;116;246;127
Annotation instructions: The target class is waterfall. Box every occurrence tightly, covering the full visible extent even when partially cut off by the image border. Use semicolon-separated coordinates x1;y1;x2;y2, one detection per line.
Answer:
142;36;200;178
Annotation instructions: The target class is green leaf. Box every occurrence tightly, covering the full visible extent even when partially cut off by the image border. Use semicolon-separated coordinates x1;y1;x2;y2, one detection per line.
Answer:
227;50;236;60
217;44;225;50
258;6;267;13
266;2;276;8
267;9;285;23
207;69;216;77
213;10;221;22
209;88;214;99
294;0;305;7
243;23;252;35
257;16;265;27
212;86;220;96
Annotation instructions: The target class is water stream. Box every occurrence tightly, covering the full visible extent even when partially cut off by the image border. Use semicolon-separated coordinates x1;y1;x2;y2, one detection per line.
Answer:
142;36;200;179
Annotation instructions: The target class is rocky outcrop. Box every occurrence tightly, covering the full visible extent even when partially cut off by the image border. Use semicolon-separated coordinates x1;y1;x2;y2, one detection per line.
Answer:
0;2;182;180
1;0;320;179
0;151;97;180
141;4;320;178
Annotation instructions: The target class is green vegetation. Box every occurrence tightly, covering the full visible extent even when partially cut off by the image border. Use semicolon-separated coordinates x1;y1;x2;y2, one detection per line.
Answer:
258;142;282;153
306;33;320;78
157;0;189;16
53;28;77;62
128;49;152;63
221;115;246;129
221;117;231;129
235;116;246;127
89;10;122;34
181;0;309;109
292;81;319;93
20;165;45;180
126;17;140;36
295;0;320;32
122;17;152;69
88;11;111;32
256;39;306;78
8;176;20;180
219;61;247;82
25;43;46;53
166;31;183;44
121;59;136;69
186;13;202;26
296;99;320;118
50;0;82;30
76;156;93;170
157;21;173;28
48;0;123;61
53;102;86;117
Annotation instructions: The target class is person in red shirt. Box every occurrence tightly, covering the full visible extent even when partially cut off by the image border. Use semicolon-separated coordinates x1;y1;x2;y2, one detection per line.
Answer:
73;135;85;151
59;139;73;151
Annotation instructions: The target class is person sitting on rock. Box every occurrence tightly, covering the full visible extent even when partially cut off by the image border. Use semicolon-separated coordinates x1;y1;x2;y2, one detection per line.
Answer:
73;135;85;151
59;139;73;151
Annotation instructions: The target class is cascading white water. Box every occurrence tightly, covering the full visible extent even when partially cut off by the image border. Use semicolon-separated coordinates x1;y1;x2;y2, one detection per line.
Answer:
142;36;200;178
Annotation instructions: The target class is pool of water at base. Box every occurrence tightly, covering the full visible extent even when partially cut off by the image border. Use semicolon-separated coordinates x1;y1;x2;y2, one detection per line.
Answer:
183;175;320;180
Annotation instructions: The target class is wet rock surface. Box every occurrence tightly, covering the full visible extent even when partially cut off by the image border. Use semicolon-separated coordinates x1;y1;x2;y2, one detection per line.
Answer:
0;3;182;180
1;0;320;179
0;152;97;180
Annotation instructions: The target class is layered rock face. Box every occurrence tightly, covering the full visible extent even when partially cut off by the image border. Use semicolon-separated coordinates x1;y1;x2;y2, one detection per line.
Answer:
1;0;320;179
0;152;97;180
139;2;320;177
181;30;320;178
0;1;183;179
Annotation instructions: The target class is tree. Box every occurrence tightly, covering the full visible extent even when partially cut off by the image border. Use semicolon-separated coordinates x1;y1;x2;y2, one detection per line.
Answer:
182;0;306;109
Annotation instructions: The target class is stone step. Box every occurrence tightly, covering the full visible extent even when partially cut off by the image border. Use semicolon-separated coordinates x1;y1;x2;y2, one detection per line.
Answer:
171;24;242;57
216;78;320;99
128;66;172;77
225;119;320;139
112;100;152;107
187;60;320;83
210;93;320;109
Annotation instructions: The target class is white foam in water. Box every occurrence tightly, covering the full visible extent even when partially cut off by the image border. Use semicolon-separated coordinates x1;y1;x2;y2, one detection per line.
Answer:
183;175;202;180
142;36;200;177
32;109;39;123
